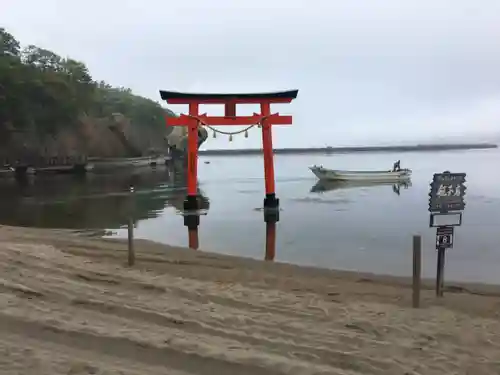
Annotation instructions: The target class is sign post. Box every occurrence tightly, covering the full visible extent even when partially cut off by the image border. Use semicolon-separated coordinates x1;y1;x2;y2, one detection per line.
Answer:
428;171;466;297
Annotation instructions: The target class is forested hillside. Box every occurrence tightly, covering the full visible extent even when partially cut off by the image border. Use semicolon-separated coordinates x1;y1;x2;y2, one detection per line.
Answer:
0;27;174;160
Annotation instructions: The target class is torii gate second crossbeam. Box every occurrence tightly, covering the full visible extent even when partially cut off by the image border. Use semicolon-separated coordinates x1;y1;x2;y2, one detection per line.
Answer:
159;89;299;227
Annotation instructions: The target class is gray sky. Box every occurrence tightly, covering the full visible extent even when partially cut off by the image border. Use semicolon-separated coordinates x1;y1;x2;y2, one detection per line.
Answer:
2;0;500;148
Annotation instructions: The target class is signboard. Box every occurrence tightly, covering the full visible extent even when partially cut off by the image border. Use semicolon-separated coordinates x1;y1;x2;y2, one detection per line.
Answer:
436;226;454;249
428;172;466;212
429;171;466;297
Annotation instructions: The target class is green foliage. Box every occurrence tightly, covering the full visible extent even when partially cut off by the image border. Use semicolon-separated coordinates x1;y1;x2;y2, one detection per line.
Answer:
0;27;171;156
0;28;20;57
91;84;167;131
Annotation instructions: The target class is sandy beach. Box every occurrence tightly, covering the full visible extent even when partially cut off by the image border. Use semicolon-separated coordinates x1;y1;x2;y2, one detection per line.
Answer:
1;225;500;374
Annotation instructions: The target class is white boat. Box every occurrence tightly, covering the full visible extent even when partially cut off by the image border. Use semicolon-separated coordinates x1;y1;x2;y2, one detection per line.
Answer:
309;165;412;182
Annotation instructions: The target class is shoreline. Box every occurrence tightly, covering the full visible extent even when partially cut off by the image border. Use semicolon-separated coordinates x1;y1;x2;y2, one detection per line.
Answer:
1;225;500;374
10;225;500;294
104;230;500;295
3;224;500;306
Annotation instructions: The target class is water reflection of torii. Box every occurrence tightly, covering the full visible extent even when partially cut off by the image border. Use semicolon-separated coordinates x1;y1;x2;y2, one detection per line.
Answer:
165;160;277;260
184;219;277;261
166;159;276;260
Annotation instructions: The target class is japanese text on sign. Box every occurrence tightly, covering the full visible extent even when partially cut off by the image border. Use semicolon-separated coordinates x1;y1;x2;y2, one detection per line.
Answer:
436;184;462;197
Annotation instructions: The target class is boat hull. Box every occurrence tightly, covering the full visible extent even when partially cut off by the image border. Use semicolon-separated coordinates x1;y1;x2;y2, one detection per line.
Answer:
310;166;412;182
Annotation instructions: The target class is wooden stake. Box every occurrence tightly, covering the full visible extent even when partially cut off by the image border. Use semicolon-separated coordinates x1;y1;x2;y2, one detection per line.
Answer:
127;186;135;266
412;235;422;308
128;216;135;266
436;247;445;297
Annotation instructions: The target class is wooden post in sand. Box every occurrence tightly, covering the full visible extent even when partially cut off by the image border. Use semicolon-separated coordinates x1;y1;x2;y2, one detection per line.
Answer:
412;235;422;308
127;185;135;266
436;247;445;297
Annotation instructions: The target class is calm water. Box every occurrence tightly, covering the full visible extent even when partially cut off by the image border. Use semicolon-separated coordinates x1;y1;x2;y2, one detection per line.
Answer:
1;148;499;284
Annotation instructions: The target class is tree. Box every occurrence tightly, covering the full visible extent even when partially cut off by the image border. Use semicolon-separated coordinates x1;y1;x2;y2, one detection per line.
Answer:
61;58;92;84
21;45;62;71
0;27;179;159
0;28;20;57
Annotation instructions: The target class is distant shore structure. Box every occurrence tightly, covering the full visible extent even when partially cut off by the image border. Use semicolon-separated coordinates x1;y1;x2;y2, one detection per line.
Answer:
199;143;498;156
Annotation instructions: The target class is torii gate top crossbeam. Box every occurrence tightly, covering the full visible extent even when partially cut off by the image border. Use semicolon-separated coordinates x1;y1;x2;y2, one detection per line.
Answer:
159;89;298;104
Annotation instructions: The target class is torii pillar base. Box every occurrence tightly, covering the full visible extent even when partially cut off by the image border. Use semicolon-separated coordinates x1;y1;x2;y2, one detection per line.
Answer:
183;196;201;228
183;195;200;211
263;194;280;223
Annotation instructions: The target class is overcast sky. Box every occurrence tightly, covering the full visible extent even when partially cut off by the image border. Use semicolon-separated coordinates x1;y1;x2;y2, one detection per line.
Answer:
2;0;500;148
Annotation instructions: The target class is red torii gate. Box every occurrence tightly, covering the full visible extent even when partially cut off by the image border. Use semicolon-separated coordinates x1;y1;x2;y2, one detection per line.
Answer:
159;89;299;226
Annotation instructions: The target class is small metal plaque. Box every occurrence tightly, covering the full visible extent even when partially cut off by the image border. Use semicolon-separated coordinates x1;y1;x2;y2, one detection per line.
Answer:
436;226;454;249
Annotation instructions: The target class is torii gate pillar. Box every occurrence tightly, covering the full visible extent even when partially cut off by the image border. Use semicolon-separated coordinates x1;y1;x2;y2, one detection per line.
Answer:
160;90;298;225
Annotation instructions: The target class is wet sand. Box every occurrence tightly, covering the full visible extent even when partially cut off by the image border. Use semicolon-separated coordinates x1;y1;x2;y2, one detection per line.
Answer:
1;225;499;375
